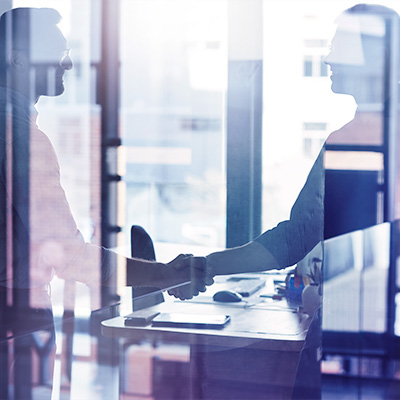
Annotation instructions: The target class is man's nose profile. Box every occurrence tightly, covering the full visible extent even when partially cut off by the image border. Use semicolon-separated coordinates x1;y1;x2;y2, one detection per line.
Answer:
59;48;73;71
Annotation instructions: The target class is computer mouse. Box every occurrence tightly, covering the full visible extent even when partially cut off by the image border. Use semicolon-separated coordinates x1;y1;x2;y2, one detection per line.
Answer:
213;290;242;303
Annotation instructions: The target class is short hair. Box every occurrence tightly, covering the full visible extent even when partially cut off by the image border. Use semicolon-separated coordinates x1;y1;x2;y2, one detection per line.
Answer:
344;3;400;18
0;8;61;51
336;3;400;65
0;7;62;84
337;3;400;37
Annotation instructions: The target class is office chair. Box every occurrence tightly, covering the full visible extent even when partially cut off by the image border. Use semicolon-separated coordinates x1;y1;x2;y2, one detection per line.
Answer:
130;225;164;310
121;225;167;395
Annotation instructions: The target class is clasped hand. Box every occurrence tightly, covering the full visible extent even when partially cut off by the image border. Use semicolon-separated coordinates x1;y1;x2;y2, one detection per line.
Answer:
166;254;214;300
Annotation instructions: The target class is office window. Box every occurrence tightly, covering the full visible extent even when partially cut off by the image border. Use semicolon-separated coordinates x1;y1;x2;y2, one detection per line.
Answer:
303;54;330;77
120;0;227;260
304;122;327;131
303;56;313;76
320;55;328;76
302;122;328;158
304;39;329;48
303;39;330;77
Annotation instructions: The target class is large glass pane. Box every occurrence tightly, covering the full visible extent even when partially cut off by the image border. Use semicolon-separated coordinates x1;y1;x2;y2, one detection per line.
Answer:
120;0;227;261
0;1;108;398
1;0;399;399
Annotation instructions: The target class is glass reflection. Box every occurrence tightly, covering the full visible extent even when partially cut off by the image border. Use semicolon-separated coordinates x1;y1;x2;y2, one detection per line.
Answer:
0;1;399;399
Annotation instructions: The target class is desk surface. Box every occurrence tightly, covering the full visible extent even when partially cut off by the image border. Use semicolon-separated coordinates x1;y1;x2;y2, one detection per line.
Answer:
102;275;311;351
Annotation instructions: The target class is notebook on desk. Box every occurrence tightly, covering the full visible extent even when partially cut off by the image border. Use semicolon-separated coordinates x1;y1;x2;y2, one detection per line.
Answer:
152;313;231;329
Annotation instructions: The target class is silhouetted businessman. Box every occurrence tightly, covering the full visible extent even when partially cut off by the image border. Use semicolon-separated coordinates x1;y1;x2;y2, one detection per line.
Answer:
0;7;208;398
175;2;399;304
171;4;400;399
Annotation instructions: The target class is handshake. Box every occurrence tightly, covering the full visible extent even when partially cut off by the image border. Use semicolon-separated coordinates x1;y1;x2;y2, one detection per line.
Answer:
164;254;215;300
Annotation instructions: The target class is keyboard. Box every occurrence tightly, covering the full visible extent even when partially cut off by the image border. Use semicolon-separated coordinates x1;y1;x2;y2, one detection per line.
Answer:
228;278;266;297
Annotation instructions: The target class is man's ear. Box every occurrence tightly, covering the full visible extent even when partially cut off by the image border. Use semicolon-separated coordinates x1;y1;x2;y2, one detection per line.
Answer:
8;50;26;69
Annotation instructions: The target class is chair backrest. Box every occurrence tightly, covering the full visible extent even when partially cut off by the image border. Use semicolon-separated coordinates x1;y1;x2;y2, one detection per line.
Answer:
130;225;164;311
131;225;156;261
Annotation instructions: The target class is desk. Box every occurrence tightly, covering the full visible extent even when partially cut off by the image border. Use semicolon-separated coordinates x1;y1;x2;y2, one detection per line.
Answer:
102;276;313;399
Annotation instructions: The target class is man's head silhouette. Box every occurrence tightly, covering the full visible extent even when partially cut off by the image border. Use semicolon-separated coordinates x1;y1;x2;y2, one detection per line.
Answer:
0;7;73;103
325;4;400;105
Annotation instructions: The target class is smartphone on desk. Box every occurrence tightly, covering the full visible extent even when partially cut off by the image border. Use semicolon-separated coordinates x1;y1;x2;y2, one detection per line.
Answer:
124;311;160;326
151;313;231;329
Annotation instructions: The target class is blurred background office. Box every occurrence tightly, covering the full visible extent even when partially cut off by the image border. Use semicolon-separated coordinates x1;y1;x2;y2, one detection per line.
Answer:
1;0;400;399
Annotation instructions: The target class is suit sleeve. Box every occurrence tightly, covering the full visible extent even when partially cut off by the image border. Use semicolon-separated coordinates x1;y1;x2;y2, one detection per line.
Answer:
254;148;325;268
